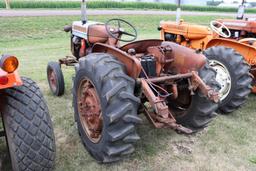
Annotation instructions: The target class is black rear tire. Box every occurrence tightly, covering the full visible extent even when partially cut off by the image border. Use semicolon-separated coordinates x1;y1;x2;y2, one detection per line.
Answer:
204;46;252;114
73;53;141;163
47;61;65;96
168;63;220;131
1;77;56;171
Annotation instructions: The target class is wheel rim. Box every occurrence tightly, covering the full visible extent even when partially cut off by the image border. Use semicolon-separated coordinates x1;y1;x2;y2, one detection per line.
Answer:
209;60;231;101
77;78;102;143
48;69;57;92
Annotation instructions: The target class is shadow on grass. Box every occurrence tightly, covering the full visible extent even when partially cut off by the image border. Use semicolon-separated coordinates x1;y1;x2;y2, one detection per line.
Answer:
0;139;12;171
120;114;177;161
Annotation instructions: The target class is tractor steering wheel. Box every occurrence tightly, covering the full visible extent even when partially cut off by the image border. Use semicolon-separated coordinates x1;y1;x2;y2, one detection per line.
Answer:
105;19;137;42
210;20;231;38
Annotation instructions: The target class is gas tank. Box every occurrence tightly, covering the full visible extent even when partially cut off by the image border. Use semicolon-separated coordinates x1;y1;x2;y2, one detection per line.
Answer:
160;20;212;40
161;41;207;74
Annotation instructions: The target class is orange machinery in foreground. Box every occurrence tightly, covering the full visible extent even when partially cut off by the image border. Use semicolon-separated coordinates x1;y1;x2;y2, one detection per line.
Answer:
0;54;56;171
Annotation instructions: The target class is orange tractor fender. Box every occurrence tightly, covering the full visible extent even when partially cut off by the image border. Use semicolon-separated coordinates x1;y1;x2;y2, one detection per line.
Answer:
206;38;256;65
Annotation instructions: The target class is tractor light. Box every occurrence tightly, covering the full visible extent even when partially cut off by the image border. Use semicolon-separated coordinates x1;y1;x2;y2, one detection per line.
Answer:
0;55;19;73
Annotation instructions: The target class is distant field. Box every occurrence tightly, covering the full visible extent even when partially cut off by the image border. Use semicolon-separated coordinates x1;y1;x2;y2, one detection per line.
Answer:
1;1;256;13
0;15;256;171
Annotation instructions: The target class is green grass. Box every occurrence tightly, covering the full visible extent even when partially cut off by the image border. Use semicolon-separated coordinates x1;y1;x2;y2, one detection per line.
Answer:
0;15;256;171
1;0;256;13
250;156;256;164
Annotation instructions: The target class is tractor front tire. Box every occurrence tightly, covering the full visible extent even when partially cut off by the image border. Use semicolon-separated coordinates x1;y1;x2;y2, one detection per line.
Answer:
204;46;252;114
1;77;56;171
73;53;141;163
47;61;65;96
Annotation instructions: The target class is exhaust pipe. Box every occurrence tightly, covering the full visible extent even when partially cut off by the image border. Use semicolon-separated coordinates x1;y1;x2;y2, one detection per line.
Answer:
236;0;245;20
81;0;87;24
176;0;181;24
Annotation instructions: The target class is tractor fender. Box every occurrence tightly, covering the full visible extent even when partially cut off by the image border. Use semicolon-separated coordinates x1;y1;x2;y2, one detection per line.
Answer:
206;38;256;65
92;43;141;79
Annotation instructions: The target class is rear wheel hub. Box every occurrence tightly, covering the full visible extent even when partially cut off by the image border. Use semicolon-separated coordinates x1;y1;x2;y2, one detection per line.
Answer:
77;79;102;143
209;60;231;101
48;70;57;92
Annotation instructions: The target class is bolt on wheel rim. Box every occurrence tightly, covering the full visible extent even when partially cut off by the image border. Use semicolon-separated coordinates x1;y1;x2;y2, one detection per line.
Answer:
209;60;231;101
77;78;102;143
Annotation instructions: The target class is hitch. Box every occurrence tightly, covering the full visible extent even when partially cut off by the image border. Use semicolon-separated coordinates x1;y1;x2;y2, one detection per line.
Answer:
141;79;193;134
140;70;219;134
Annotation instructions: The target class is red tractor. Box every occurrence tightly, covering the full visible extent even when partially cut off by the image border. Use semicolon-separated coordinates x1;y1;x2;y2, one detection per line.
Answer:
0;54;55;170
47;0;220;162
216;0;256;39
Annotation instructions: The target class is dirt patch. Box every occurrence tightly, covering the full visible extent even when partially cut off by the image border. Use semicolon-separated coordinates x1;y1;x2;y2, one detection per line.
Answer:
55;127;81;152
55;128;69;144
171;128;209;155
172;138;195;155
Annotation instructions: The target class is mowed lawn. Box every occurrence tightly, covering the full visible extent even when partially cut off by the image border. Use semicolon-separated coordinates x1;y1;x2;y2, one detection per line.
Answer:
0;14;256;171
